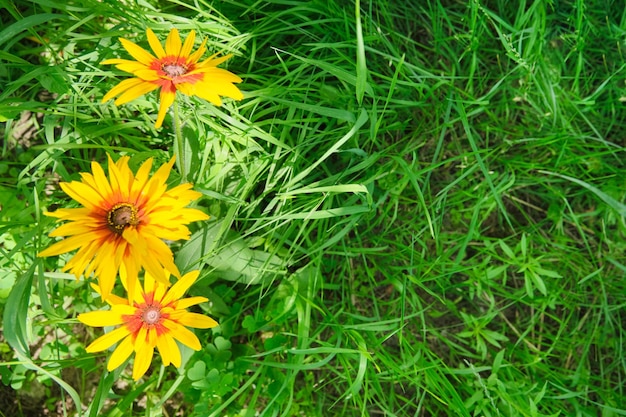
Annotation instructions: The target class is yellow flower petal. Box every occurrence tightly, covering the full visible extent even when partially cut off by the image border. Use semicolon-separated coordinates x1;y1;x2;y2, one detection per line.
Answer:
112;61;150;75
175;311;218;329
156;332;181;367
165;28;182;57
85;326;130;353
38;233;93;258
146;28;166;58
179;30;196;59
59;181;104;210
77;310;125;327
135;326;148;350
161;270;200;307
132;344;154;381
155;90;175;129
114;80;160;105
175;82;195;97
107;335;134;371
193;88;221;106
90;160;113;200
129;157;154;199
163;320;201;350
119;37;156;66
100;29;243;128
133;69;161;81
79;267;217;378
200;53;233;68
174;296;208;310
187;38;208;63
102;78;145;103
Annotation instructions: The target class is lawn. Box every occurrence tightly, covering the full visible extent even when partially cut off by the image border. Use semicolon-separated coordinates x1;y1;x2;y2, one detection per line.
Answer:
1;0;625;416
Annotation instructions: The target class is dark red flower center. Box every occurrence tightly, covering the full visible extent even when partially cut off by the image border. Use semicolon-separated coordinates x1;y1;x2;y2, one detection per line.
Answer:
107;203;139;234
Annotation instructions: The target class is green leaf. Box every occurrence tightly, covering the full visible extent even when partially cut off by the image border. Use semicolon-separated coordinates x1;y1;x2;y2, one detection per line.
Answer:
36;65;70;95
176;221;224;273
15;352;83;412
178;221;287;285
209;237;285;285
0;50;30;65
2;262;35;358
540;170;626;217
354;0;369;105
187;360;207;381
534;267;562;278
492;349;505;374
0;13;66;47
498;240;516;259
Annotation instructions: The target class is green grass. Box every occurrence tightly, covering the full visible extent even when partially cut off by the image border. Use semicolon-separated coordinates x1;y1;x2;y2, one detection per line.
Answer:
1;0;626;416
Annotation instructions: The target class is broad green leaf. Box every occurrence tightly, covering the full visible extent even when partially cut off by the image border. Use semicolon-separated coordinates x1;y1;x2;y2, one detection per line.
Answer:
2;263;35;358
36;65;70;95
178;221;286;285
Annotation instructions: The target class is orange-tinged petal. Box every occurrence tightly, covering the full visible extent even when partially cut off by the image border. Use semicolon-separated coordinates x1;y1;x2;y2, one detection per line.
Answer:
101;29;243;128
152;280;168;305
90;160;114;200
38;233;94;258
40;150;210;316
129;157;154;199
155;90;175;129
60;181;104;210
135;326;149;350
78;265;218;378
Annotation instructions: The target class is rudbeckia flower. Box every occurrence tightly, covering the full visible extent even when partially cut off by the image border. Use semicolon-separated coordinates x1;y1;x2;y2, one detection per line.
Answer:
101;28;244;128
78;270;218;381
38;154;209;300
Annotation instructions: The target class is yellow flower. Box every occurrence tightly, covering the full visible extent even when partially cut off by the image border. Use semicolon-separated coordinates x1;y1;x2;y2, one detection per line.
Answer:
38;154;209;300
78;270;218;381
101;28;244;128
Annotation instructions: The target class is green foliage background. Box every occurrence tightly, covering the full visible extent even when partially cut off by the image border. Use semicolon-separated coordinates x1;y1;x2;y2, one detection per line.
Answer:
1;0;625;416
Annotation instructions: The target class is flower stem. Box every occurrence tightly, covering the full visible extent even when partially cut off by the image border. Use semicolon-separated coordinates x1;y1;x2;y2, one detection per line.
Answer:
173;99;187;181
